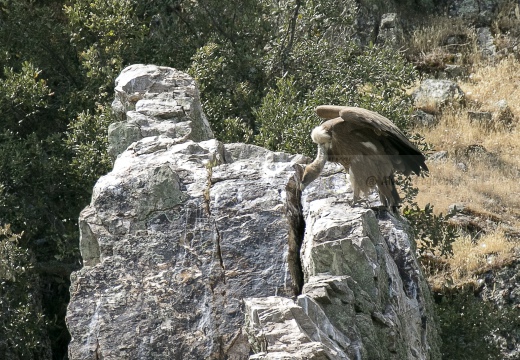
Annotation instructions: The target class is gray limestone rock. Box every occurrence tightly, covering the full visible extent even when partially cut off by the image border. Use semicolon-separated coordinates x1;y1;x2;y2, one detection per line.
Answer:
477;261;520;359
298;167;440;359
376;13;403;46
67;65;441;360
476;27;496;58
245;296;347;359
492;99;515;127
353;5;378;46
441;64;468;79
412;79;465;113
412;110;437;127
468;110;493;127
429;151;448;162
448;0;498;26
67;139;301;360
244;165;441;360
108;64;213;159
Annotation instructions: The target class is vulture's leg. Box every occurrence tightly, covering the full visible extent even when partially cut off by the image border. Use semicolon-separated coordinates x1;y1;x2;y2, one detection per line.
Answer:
349;172;364;207
349;186;372;208
376;174;400;208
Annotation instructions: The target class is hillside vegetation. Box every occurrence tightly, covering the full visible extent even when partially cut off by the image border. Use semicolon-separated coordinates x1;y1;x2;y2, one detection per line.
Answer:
0;0;519;359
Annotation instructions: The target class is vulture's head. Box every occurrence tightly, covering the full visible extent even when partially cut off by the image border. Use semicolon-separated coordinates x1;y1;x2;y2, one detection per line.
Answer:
300;164;321;191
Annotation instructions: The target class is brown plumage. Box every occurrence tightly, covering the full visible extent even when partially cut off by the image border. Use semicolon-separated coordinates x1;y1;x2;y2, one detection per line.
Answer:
301;105;428;207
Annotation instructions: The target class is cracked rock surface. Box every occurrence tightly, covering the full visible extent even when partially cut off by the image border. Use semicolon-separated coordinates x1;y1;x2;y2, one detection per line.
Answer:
67;65;441;360
68;138;301;359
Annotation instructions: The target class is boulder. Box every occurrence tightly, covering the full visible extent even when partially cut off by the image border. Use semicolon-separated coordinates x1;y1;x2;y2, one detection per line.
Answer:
429;151;448;162
412;79;465;113
412;110;437;127
468;110;493;126
448;0;498;26
296;169;440;359
353;5;378;46
67;139;305;360
476;27;496;58
376;13;403;46
492;99;515;127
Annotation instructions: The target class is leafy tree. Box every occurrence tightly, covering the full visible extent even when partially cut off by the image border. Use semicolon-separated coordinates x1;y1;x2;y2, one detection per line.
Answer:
189;42;264;139
64;0;148;103
254;40;417;155
0;62;54;137
0;3;84;358
0;225;50;360
436;291;518;360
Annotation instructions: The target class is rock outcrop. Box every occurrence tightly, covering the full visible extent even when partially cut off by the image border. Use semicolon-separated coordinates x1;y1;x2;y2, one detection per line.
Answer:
66;65;440;359
108;64;214;160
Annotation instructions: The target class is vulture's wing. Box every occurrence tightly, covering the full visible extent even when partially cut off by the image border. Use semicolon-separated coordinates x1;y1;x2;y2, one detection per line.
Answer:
316;106;428;175
316;105;349;119
338;107;411;144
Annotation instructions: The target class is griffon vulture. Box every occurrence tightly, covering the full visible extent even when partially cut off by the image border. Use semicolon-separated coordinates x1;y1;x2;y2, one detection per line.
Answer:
301;105;428;207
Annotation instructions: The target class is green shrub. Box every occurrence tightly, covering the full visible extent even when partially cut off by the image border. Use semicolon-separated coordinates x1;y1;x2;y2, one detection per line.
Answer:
66;107;113;189
254;42;417;156
0;225;49;360
436;291;517;360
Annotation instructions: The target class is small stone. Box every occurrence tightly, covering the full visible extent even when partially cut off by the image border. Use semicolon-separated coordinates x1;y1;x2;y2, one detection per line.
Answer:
468;111;493;126
448;203;466;213
429;151;448;162
413;110;437;127
456;162;468;172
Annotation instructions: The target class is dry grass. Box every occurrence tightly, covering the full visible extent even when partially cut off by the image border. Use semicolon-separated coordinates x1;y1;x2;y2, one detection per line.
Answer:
412;56;520;288
463;57;520;115
492;0;520;36
405;16;479;69
429;228;517;291
415;57;520;220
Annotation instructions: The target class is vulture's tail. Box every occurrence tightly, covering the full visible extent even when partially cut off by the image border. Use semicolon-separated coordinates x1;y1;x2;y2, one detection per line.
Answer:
377;174;400;207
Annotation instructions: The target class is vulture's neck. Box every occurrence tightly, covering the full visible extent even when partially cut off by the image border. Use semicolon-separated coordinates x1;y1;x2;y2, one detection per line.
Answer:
312;143;329;171
302;143;329;188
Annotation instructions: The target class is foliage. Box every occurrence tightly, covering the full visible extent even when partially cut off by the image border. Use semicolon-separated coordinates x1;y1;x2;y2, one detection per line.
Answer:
436;291;518;360
66;107;113;188
0;225;49;360
399;166;458;266
395;134;458;264
252;0;416;155
189;42;263;138
0;131;80;260
402;201;458;257
64;0;148;102
254;42;417;155
0;62;54;137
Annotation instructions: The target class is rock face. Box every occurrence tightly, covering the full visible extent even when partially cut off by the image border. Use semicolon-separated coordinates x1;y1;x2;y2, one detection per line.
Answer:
292;165;439;359
479;260;520;359
448;0;497;25
66;65;440;359
476;27;496;58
